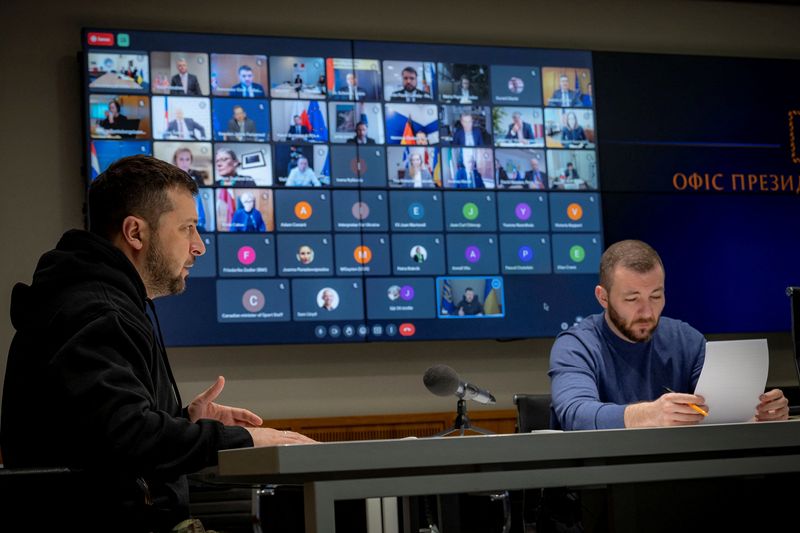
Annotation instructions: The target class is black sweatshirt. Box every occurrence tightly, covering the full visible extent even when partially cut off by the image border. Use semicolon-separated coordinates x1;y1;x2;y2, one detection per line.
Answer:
1;230;252;530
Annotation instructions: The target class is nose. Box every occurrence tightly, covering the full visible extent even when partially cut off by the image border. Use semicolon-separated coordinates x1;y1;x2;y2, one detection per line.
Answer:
191;227;206;257
637;300;655;320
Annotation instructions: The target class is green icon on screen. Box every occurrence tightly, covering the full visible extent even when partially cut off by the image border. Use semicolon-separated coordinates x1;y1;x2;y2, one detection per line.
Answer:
569;245;586;263
462;202;479;220
117;33;130;47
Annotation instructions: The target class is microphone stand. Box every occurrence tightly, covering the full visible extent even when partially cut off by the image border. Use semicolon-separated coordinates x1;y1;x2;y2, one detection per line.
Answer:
434;398;494;437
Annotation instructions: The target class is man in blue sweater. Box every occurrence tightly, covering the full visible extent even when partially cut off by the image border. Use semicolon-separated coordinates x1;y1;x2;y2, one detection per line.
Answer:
549;239;789;430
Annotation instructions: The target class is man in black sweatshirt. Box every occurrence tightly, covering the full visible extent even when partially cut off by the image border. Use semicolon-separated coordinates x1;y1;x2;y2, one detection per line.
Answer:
1;155;313;531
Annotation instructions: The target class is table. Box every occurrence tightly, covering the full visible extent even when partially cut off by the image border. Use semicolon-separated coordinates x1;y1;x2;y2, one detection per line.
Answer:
209;420;800;533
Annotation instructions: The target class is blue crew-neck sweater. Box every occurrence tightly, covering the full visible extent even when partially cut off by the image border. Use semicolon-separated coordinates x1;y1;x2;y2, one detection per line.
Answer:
548;313;706;430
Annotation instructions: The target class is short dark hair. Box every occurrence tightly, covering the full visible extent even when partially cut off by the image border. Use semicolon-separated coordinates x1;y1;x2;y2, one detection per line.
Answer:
238;65;253;74
599;240;664;290
88;155;198;239
402;67;417;76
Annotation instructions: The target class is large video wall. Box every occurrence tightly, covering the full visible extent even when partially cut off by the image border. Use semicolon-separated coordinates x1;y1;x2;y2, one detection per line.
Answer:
83;29;602;345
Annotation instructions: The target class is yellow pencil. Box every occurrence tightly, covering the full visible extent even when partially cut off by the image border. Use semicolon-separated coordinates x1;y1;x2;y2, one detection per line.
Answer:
663;386;708;417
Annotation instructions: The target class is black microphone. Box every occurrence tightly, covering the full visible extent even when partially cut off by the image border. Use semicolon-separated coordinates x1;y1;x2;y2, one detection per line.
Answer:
423;364;496;404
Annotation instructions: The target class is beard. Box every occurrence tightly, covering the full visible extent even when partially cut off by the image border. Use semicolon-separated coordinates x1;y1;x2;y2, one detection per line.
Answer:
144;232;186;297
607;302;658;343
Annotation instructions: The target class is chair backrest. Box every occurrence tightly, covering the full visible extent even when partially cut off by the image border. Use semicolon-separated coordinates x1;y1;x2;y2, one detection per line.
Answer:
512;393;552;433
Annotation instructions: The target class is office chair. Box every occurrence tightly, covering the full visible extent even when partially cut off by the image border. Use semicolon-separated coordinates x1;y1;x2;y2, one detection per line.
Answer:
512;393;553;432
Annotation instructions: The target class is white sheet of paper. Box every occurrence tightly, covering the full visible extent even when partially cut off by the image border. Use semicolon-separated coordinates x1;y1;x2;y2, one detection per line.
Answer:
694;339;769;424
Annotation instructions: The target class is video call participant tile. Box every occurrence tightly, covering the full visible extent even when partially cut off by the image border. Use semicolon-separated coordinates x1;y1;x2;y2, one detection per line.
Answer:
216;279;290;323
276;234;334;277
438;105;493;146
215;188;274;232
549;193;601;232
269;56;326;100
497;192;549;231
335;234;391;276
151;96;212;141
326;58;383;101
387;146;441;188
332;190;389;232
274;190;332;232
499;234;552;275
389;191;444;232
87;51;150;93
150;51;210;96
437;277;505;318
383;61;436;102
446;235;500;275
91;140;151;174
271;99;329;144
291;279;365;321
89;94;151;139
551;234;602;274
328;101;385;144
437;63;490;104
274;144;329;187
392;234;446;276
217;234;276;277
542;67;592;108
330;145;387;188
365;277;436;320
190;234;217;278
212;98;270;143
210;54;268;98
441;147;495;189
546;149;598;190
384;104;439;145
443;191;497;232
153;142;214;187
490;65;542;106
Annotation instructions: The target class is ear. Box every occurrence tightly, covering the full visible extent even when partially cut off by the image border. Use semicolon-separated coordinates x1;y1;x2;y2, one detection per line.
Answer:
594;284;609;309
120;215;147;252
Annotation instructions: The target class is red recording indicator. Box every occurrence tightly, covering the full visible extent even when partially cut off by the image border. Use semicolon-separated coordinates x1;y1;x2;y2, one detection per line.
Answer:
87;32;115;46
399;323;416;337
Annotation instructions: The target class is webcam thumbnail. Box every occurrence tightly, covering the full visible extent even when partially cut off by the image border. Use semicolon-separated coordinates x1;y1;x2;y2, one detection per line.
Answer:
151;52;210;96
328;101;385;144
546;150;598;190
273;144;330;187
438;277;504;318
495;148;547;190
272;100;329;143
544;108;595;149
151;96;211;141
437;63;489;104
383;61;435;102
87;52;150;93
387;146;441;188
493;106;544;148
439;105;492;146
216;188;274;233
212;99;270;143
270;56;326;99
89;95;150;139
153;142;214;186
440;147;495;189
89;140;151;178
327;58;382;101
542;67;592;107
211;54;268;98
384;103;439;145
214;143;273;187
